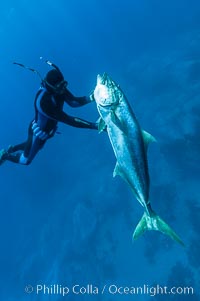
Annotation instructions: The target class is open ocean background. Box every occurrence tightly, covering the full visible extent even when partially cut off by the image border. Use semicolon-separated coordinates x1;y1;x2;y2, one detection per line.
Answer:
0;0;199;300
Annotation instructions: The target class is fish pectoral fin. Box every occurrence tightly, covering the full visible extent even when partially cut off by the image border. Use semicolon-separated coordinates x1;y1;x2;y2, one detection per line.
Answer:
113;163;127;181
113;163;139;198
96;117;106;133
142;130;157;151
111;111;124;132
113;162;121;178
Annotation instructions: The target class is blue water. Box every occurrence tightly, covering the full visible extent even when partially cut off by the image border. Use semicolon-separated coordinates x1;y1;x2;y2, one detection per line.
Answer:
0;0;200;300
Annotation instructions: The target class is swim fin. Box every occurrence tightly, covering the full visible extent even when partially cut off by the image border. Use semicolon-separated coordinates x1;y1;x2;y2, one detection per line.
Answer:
0;149;7;165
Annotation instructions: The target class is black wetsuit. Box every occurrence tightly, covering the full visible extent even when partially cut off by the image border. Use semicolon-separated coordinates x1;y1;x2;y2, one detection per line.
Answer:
5;87;97;165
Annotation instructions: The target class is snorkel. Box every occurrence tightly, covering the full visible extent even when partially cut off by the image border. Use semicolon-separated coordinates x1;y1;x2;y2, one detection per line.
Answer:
13;59;68;94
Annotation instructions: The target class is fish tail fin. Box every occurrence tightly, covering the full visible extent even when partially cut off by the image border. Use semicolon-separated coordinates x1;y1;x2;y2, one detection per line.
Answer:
133;211;184;246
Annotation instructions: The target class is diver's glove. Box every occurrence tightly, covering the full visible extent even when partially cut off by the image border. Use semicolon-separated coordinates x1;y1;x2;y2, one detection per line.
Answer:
85;95;94;103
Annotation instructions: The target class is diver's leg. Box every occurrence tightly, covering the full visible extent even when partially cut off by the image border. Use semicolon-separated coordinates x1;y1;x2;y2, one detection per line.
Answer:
0;121;33;165
23;135;46;164
15;122;46;164
0;142;28;164
8;142;27;153
0;122;45;165
1;136;46;165
1;152;22;163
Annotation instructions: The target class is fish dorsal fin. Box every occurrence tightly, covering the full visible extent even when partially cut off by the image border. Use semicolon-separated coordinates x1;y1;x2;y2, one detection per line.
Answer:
97;74;103;85
142;130;157;151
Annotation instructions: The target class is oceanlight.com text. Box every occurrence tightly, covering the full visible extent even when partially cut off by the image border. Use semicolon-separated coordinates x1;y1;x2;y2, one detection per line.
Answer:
25;283;194;297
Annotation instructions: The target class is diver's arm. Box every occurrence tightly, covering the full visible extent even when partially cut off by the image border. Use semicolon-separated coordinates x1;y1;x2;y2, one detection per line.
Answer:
56;111;98;129
38;91;97;129
63;89;93;107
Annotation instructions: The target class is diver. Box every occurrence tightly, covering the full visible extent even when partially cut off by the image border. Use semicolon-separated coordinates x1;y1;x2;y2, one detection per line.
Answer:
0;62;98;165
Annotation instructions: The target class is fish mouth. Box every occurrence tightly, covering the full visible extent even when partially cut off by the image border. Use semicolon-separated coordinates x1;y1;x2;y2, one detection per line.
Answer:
99;98;113;107
100;72;108;84
96;73;120;107
98;72;113;87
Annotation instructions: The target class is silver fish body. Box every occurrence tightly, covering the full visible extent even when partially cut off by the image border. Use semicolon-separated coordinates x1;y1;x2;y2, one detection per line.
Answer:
94;73;184;246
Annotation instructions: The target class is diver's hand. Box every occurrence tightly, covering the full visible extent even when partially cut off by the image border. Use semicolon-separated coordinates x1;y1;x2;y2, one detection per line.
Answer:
86;93;95;103
89;92;95;102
